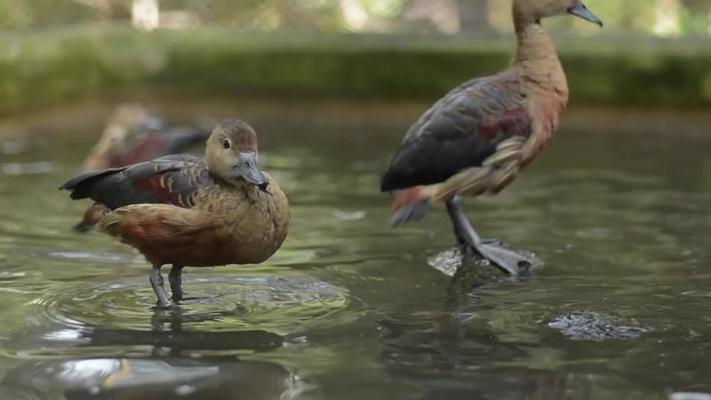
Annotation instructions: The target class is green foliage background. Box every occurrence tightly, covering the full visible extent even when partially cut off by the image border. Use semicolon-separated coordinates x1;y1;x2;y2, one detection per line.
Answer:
0;0;709;35
1;1;710;114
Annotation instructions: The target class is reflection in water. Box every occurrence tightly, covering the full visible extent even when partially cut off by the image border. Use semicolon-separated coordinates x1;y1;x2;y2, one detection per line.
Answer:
27;274;350;333
5;308;301;400
376;309;656;400
90;306;285;355
7;358;300;400
377;269;659;399
378;312;571;400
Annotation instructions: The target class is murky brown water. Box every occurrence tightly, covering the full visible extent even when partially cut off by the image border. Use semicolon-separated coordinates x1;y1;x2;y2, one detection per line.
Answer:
0;97;710;399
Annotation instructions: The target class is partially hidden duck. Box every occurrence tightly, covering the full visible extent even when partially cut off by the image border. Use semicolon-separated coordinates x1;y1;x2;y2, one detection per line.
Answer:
381;0;603;274
62;119;290;307
75;104;211;232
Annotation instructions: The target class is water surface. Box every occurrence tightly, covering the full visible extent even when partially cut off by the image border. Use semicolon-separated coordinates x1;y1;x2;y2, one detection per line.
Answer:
0;98;710;399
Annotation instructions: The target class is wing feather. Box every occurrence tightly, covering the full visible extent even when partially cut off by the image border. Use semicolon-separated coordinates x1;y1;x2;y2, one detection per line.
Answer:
381;73;531;191
61;156;213;210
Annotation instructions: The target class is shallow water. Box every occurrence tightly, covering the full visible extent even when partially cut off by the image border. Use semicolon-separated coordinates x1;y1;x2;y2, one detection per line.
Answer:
0;99;710;399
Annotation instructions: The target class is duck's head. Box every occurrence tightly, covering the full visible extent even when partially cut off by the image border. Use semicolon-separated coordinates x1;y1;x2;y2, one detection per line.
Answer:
514;0;603;27
205;119;268;190
106;104;163;138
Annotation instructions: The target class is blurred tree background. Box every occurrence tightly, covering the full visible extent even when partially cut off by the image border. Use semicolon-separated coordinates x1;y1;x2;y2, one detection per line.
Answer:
0;0;709;36
1;0;710;115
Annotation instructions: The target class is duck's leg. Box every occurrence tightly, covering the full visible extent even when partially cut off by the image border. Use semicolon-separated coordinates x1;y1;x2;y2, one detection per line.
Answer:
149;265;172;308
168;265;184;303
449;197;468;249
445;197;533;275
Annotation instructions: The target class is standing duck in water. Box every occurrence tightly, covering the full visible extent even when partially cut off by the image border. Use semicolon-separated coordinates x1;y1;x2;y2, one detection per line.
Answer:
75;104;211;232
381;0;603;275
61;120;290;307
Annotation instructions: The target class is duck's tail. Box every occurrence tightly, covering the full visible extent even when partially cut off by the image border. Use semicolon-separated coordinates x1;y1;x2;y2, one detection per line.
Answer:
389;186;438;226
389;162;519;226
59;167;126;200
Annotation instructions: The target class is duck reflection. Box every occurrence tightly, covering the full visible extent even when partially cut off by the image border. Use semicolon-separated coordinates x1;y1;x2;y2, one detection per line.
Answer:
378;311;576;400
377;270;573;400
81;306;285;356
6;308;301;400
9;357;300;400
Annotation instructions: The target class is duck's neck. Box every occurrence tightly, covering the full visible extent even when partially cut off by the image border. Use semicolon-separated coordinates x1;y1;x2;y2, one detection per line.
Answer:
83;127;124;170
513;20;569;105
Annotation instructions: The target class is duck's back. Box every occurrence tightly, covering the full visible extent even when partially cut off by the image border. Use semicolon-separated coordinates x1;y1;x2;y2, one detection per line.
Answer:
381;69;532;192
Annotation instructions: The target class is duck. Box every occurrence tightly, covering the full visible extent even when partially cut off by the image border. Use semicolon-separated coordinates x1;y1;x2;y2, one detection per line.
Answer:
380;0;603;275
75;104;211;232
61;119;290;307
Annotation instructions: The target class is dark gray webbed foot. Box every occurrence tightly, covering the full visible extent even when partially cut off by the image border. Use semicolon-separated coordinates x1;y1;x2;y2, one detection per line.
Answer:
459;238;504;253
457;237;534;276
474;240;535;275
446;197;535;276
481;238;504;246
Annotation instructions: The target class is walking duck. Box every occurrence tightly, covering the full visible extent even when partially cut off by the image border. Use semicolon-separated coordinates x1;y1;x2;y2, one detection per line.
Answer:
61;119;290;307
381;0;602;275
75;104;211;232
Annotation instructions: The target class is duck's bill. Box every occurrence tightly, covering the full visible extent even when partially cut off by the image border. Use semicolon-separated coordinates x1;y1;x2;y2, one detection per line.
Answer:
568;3;603;27
235;152;268;190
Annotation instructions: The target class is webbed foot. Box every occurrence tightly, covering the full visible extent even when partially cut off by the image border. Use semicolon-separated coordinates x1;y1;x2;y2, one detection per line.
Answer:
447;198;534;276
473;240;534;275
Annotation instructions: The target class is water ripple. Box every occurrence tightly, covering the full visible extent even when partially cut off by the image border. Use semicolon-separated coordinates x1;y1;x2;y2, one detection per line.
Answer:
27;274;352;334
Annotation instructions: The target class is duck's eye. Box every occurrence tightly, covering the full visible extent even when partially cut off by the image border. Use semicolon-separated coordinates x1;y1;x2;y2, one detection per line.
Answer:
222;139;231;149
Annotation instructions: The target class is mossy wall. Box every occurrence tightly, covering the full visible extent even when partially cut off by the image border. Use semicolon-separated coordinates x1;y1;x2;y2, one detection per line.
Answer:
1;26;710;116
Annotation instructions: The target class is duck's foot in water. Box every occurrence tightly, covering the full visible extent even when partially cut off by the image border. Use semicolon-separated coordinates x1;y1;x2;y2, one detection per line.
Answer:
471;240;535;275
446;198;534;276
150;265;175;308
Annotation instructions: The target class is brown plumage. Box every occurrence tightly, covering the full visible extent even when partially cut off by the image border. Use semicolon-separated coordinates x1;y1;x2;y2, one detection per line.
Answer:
381;0;602;274
74;104;211;232
62;119;290;307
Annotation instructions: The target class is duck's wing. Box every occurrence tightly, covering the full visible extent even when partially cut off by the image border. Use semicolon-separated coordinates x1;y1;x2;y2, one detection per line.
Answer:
60;156;214;210
101;204;219;242
380;73;531;192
